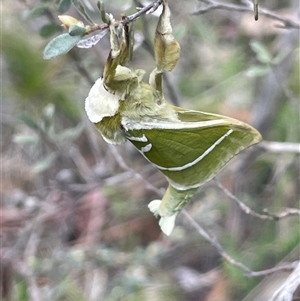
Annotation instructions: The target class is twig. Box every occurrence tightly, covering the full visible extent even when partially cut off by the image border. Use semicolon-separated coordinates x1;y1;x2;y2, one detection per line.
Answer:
250;261;300;278
192;0;300;29
182;210;253;274
109;144;163;196
87;0;163;34
182;210;299;277
214;179;300;221
250;26;298;137
84;189;107;247
69;51;95;86
259;141;300;154
18;217;45;301
267;208;300;219
9;236;45;301
69;145;93;180
127;0;163;21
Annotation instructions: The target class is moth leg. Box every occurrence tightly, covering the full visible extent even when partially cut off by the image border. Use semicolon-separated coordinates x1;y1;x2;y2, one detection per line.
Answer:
149;0;180;93
119;21;133;66
103;15;134;93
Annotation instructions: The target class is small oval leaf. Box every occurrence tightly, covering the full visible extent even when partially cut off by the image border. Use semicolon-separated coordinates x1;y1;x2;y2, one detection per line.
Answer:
30;6;47;17
33;153;57;174
43;33;82;59
71;0;94;24
250;41;272;64
40;23;62;38
58;0;72;13
56;123;84;142
19;115;40;130
246;65;270;77
13;134;39;144
68;24;86;36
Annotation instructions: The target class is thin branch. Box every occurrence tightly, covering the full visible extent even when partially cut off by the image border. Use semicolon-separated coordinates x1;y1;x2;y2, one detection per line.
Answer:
263;208;300;219
182;210;299;278
69;51;95;85
23;226;44;301
182;210;253;274
192;0;300;29
109;145;163;196
87;0;163;34
259;141;300;154
127;0;163;22
214;179;300;221
250;261;300;278
69;145;93;180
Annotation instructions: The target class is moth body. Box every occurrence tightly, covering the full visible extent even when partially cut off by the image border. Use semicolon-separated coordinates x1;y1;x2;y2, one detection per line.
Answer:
86;65;178;144
85;0;262;235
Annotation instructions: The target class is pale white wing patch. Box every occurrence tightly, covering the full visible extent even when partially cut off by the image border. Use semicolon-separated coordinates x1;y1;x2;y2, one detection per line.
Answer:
85;78;121;123
122;117;228;131
141;144;152;153
127;135;152;152
126;134;148;142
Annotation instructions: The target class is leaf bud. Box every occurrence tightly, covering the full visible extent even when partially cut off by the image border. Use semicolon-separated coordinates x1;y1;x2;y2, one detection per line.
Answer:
58;15;84;30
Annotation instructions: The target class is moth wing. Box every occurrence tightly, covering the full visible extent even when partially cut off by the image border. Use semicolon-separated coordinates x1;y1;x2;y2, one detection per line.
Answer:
123;110;261;189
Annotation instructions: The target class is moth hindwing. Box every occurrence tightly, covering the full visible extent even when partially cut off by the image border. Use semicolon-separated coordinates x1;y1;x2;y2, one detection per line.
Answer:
123;113;261;190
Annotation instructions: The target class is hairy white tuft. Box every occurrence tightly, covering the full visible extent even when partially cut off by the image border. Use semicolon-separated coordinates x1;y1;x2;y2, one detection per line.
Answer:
85;78;121;123
158;213;178;236
148;200;161;216
148;200;178;236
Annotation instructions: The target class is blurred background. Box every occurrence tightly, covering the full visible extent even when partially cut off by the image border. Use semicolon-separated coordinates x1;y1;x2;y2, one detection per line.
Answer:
1;0;299;300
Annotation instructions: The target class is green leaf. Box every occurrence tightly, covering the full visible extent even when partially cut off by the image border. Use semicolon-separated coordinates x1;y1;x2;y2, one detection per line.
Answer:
58;0;72;13
56;123;84;142
40;23;62;38
250;41;272;64
13;134;39;144
43;33;82;59
33;153;57;173
30;6;47;17
16;280;29;301
68;24;86;36
19;115;40;130
71;0;94;24
246;65;270;77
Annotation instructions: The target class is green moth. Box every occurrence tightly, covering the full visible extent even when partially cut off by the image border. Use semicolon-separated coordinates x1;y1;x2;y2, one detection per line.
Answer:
85;0;262;235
